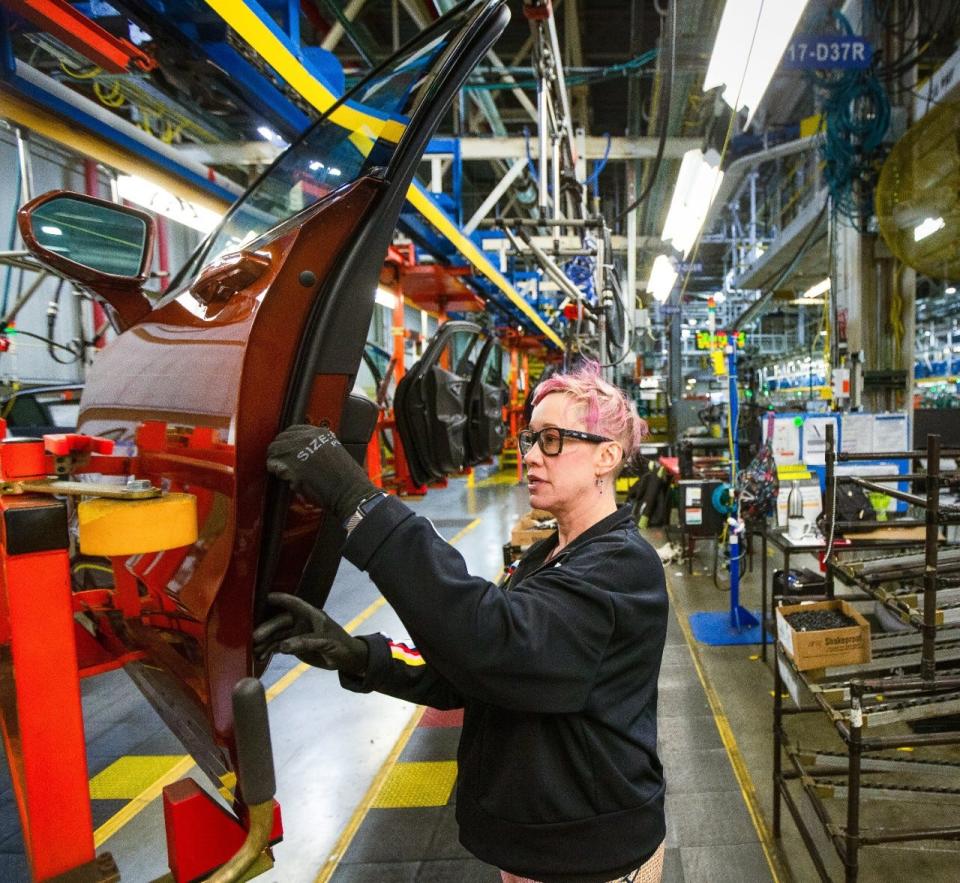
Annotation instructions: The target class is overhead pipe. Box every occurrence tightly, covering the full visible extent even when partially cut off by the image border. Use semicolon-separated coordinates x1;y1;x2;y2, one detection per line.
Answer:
701;134;819;241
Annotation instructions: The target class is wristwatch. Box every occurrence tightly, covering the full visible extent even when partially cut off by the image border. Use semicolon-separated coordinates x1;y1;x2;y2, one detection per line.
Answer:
344;491;388;535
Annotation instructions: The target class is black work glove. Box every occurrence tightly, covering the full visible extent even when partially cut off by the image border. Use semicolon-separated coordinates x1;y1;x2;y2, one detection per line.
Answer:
252;593;368;676
266;424;376;522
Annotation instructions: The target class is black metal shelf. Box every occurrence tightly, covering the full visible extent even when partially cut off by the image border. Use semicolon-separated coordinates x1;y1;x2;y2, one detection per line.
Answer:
774;431;960;882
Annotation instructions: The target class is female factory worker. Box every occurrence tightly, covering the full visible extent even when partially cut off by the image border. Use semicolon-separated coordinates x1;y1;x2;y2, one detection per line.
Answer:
255;361;669;883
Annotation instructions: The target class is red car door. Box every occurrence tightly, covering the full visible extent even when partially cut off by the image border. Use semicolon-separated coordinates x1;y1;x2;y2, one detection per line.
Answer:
19;0;510;783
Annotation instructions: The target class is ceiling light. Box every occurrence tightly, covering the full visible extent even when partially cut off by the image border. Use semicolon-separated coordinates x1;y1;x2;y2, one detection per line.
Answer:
115;175;222;234
257;126;289;148
646;254;678;302
660;149;724;257
375;287;398;310
801;277;831;299
791;297;824;306
914;216;945;241
704;0;810;125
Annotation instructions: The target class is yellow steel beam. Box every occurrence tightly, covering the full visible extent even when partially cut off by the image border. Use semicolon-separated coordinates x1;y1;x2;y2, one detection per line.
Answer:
0;86;232;215
201;0;563;348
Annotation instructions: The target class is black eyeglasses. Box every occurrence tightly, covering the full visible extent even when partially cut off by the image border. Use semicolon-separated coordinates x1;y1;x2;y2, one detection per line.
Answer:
518;427;613;457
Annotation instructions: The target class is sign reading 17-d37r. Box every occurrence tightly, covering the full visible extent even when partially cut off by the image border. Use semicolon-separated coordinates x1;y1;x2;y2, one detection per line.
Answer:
783;36;873;70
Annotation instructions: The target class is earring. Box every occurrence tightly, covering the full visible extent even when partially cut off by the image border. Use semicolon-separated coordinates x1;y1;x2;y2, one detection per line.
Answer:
595;476;603;495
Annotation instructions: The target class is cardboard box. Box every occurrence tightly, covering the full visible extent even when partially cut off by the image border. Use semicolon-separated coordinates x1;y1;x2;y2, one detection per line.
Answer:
776;600;871;671
510;510;556;549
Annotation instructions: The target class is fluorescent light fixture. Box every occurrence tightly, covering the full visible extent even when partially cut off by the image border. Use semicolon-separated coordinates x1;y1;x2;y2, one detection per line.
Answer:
40;225;62;236
704;0;810;125
791;277;830;303
257;126;289;148
375;286;399;310
660;149;724;257
914;216;945;241
116;175;223;234
646;254;678;302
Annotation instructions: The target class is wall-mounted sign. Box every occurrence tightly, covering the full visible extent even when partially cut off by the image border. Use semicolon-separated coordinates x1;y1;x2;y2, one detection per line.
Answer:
783;36;873;71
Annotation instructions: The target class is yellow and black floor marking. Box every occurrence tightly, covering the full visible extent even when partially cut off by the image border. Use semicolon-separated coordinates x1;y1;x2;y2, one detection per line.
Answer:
319;707;497;882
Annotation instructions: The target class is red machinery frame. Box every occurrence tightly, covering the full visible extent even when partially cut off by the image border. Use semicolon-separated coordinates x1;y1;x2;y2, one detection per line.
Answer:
0;427;281;881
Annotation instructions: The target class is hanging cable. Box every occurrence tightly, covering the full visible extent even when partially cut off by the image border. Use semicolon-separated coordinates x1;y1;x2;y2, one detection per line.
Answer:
583;133;612;198
614;0;676;222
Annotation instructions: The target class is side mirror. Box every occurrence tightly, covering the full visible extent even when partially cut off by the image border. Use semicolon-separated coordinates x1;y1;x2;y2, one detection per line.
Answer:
18;191;156;329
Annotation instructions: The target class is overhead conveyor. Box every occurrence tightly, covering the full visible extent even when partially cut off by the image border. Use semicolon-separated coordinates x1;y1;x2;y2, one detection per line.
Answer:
198;0;563;349
0;57;242;213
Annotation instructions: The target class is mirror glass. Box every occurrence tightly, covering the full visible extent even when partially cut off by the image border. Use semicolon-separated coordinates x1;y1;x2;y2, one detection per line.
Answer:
30;196;148;278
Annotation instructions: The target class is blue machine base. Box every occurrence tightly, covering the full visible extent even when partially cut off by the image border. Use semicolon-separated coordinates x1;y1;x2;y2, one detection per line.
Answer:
689;608;763;646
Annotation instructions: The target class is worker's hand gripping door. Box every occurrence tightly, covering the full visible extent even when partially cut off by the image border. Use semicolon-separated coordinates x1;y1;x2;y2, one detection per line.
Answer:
395;320;481;487
14;0;511;788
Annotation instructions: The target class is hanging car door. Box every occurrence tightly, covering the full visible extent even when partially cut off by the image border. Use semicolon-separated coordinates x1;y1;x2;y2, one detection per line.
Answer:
464;336;508;463
395;320;481;487
50;0;511;785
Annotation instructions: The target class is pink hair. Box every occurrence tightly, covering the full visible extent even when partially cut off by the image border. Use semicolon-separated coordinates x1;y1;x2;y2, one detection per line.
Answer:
531;360;647;460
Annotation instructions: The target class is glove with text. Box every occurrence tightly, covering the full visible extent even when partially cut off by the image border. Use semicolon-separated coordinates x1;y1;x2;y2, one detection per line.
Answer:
252;593;368;675
266;424;376;522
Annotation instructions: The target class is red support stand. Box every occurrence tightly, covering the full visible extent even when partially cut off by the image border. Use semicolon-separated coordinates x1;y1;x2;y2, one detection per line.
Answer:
162;779;282;883
0;439;98;880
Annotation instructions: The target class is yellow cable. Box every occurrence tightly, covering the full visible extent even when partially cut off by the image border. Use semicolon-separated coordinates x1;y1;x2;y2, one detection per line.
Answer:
60;61;101;80
93;80;125;108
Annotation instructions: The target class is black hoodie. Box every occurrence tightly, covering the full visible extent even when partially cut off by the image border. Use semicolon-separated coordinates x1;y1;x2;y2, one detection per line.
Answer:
340;498;668;881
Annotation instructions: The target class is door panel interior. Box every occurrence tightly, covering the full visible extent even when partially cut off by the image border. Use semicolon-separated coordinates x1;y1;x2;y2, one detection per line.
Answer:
465;339;507;463
395;321;480;486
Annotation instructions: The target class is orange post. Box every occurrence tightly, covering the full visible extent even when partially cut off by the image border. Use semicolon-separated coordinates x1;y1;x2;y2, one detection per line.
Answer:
366;428;383;488
0;492;97;880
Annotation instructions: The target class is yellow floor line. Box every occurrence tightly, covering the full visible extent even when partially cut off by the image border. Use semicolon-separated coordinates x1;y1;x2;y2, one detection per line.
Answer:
314;706;426;883
95;515;483;851
664;573;790;883
449;517;481;544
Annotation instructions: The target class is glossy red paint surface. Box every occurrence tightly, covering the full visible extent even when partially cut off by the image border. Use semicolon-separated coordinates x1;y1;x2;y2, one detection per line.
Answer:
76;178;382;746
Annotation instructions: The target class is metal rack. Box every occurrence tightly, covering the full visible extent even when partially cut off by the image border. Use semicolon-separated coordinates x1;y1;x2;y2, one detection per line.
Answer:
774;430;960;882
